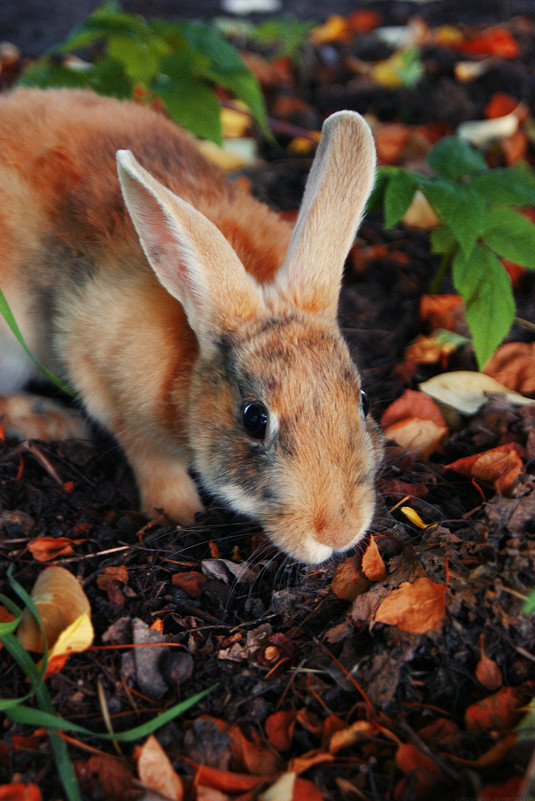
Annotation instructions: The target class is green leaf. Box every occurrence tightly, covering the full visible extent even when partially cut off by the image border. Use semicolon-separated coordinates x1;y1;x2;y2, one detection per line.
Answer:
179;21;269;137
0;288;75;396
107;33;168;83
429;226;457;256
252;15;314;61
18;61;94;89
384;169;418;228
523;589;535;615
60;2;148;52
469;168;535;207
365;167;396;213
155;53;222;143
452;244;515;368
481;206;535;269
419;177;485;257
428;136;488;181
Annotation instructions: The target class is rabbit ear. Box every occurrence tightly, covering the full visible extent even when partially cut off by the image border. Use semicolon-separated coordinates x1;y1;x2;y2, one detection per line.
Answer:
117;150;263;344
275;111;376;318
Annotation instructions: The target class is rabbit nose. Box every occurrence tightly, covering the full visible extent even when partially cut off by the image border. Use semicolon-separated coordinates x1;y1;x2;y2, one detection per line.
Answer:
313;511;355;550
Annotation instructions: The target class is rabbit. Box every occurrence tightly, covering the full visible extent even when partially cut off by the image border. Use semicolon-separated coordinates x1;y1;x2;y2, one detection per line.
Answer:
0;87;383;565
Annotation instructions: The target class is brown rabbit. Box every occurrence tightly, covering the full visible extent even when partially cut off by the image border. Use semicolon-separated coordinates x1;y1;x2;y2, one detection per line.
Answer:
0;88;382;564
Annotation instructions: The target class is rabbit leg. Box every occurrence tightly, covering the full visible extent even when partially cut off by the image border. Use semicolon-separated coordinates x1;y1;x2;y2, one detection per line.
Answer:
0;393;90;441
121;437;204;524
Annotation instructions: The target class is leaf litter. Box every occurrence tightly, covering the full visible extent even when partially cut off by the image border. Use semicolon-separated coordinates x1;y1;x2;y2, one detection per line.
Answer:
1;2;535;800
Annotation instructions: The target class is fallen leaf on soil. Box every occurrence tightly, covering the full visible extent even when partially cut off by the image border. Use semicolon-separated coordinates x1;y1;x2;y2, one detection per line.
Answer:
172;570;207;598
395;743;443;796
381;389;448;457
401;190;441;228
310;15;348;44
17;567;93;667
362;536;387;581
0;784;41;801
479;776;524;801
258;772;295;801
373;122;412;164
75;755;138;800
483;342;535;394
194;765;275;794
265;710;297;752
402;334;458;368
227;724;283;775
400;507;428;528
457;112;519;146
419;371;535;415
27;536;77;561
136;735;183;800
418;718;460;748
456;27;520;58
485;92;522;119
446;442;525;496
381;389;447;429
288;749;335;774
96;565;128;591
476;634;503;691
328;720;375;754
221;105;250;138
375;577;446;633
465;686;522;733
331;555;368;601
419;294;465;332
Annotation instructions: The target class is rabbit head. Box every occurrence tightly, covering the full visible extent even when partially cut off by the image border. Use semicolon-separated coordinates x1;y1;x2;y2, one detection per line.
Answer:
117;111;382;564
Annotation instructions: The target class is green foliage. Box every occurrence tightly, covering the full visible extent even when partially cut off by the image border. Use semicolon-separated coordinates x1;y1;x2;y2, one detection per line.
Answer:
0;566;214;799
18;1;269;144
252;15;315;61
368;136;535;368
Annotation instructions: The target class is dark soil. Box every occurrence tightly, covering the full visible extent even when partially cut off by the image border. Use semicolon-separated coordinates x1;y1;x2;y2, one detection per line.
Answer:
1;3;535;801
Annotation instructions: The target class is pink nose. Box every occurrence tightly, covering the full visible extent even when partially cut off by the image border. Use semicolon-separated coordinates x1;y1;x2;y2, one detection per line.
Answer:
314;512;355;549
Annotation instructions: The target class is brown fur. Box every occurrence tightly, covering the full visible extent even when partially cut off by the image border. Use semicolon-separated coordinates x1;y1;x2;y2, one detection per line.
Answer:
0;88;382;564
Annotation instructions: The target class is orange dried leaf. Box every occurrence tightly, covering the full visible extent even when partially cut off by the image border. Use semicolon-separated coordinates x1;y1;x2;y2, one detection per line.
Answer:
346;10;381;32
288;749;334;774
28;536;75;562
171;570;207;598
381;389;446;429
375;577;446;633
96;565;128;591
373;122;412;165
457;27;520;58
362;536;387;582
310;15;348;45
419;294;464;332
483;342;535;394
194;765;270;793
0;784;41;801
228;724;282;775
328;720;375;754
476;635;503;691
331;556;368;601
403;334;457;367
446;443;525;496
479;776;523;800
395;744;442;796
265;710;296;753
465;687;522;733
485;92;520;119
137;735;183;801
293;777;325;801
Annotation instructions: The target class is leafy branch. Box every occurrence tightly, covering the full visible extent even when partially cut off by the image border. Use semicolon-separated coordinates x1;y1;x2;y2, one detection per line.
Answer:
368;137;535;368
18;1;269;145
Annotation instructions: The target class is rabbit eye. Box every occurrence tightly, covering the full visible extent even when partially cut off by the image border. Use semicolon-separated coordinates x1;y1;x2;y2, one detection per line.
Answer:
360;390;370;417
242;402;268;440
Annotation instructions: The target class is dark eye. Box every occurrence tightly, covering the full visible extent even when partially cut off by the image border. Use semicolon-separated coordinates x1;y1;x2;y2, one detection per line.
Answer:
242;402;269;440
360;390;370;417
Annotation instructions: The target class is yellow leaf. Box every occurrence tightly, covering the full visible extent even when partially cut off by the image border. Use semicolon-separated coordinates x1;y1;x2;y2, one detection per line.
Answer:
17;566;92;655
400;507;427;528
310;15;347;45
419;371;535;416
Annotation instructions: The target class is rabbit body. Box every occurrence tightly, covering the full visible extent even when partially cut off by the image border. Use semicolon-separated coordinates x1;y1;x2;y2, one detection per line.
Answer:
0;88;382;564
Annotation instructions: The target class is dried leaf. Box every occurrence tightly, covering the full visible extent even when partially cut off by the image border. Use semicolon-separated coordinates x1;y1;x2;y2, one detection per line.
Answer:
265;710;296;752
457;112;519;147
419;371;535;415
331;556;368;601
395;743;442;796
172;570;207;598
373;122;412;164
419;294;465;333
476;635;503;691
328;720;375;754
227;724;283;775
96;565;128;591
362;536;387;582
381;389;447;429
137;735;183;800
288;749;334;773
456;27;520;58
465;686;522;733
17;566;93;657
383;417;448;458
402;190;441;228
28;537;75;562
483;342;535;394
0;784;41;801
194;765;272;793
375;577;446;633
446;442;525;495
310;15;348;45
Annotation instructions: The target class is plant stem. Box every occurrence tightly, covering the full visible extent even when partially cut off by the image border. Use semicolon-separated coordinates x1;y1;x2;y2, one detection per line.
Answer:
429;249;453;295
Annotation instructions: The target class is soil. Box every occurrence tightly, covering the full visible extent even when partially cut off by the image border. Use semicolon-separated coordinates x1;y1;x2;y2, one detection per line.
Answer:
1;3;535;801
